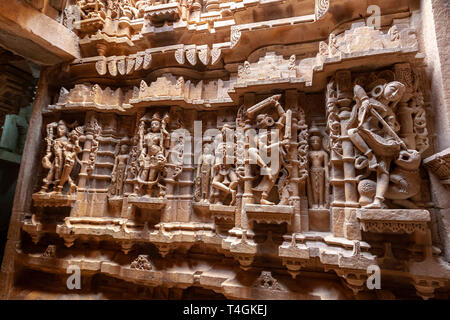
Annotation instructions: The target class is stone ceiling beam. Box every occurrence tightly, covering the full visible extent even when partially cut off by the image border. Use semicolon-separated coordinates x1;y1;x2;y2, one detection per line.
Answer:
0;0;80;66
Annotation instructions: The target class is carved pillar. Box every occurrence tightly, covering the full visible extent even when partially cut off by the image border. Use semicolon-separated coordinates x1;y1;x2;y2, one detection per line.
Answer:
395;63;416;149
240;92;256;232
336;71;358;207
176;112;195;222
285;89;302;233
77;111;96;192
328;70;360;239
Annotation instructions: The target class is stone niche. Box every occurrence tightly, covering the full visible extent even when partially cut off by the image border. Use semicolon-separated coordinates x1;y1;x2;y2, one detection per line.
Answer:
1;0;450;300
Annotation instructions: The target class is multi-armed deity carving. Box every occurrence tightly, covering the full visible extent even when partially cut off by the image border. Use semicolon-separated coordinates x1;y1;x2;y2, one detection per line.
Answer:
242;95;291;205
191;94;311;208
133;111;171;197
233;94;310;206
39;120;84;195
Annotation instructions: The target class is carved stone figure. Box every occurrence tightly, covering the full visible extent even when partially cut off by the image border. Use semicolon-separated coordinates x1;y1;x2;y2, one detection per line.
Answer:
211;124;238;205
77;0;106;20
347;81;406;208
307;126;329;209
109;137;130;196
134;112;170;197
384;149;422;208
4;0;447;301
194;141;215;203
246;95;289;205
39;121;83;195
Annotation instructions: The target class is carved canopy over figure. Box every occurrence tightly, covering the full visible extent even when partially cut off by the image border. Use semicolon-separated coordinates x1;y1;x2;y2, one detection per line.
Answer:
134;111;170;197
39;120;84;195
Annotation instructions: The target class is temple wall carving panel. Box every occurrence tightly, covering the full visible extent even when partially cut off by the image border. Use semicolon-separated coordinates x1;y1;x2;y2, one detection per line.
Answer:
1;0;450;300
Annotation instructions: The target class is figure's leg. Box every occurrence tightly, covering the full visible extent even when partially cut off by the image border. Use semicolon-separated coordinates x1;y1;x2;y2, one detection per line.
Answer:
201;171;209;202
135;169;148;194
117;170;124;196
228;171;238;205
41;166;55;192
259;176;276;205
365;169;389;209
212;175;228;205
348;128;377;170
212;176;230;194
249;148;273;180
311;172;319;208
54;151;63;183
67;176;77;195
318;173;325;208
58;161;74;193
148;168;159;195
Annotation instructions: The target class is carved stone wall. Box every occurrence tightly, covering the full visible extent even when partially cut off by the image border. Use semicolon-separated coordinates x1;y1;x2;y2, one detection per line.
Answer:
1;0;450;300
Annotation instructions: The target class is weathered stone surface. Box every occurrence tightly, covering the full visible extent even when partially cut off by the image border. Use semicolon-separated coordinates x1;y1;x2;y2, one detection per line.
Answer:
0;0;449;301
0;0;79;65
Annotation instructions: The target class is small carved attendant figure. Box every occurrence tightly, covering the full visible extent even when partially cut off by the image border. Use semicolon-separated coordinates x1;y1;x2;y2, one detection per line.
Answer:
328;33;340;56
385;149;422;208
211;125;238;205
194;141;215;203
288;54;296;71
307;126;329;209
110;137;130;196
60;127;83;194
77;0;106;20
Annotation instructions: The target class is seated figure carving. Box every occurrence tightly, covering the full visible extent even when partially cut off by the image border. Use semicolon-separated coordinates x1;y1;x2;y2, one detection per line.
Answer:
347;81;406;209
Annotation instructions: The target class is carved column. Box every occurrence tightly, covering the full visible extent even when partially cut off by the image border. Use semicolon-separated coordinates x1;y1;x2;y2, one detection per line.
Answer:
395;63;416;149
327;70;360;240
285;89;302;233
336;70;358;207
239;92;256;232
176;110;195;222
77;111;96;192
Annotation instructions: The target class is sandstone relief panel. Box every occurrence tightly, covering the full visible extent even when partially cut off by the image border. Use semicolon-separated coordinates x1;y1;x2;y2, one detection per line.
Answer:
2;0;450;300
